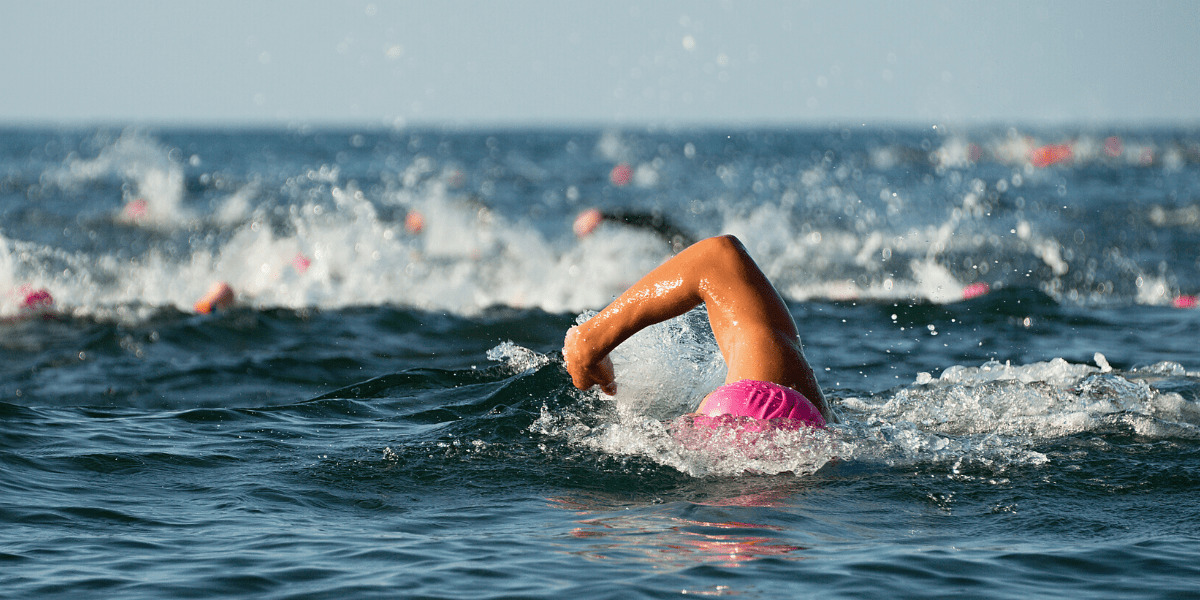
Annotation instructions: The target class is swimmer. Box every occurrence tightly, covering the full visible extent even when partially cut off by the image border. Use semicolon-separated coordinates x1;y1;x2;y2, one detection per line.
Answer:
563;234;834;427
573;207;695;253
19;287;55;313
194;281;235;314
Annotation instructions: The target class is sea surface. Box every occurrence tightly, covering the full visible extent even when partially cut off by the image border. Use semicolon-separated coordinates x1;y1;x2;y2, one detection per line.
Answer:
2;125;1199;599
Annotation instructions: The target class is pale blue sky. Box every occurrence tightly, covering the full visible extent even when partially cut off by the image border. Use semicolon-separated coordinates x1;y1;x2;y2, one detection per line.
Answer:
3;0;1198;127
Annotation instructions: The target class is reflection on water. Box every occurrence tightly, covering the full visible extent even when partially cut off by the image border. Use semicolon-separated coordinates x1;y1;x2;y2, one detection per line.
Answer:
549;478;816;570
564;510;805;569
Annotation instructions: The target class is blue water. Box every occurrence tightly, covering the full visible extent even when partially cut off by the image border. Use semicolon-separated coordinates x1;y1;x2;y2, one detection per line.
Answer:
2;125;1200;598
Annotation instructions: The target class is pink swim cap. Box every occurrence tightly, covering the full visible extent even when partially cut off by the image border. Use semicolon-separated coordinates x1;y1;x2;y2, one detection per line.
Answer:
21;288;54;311
698;379;826;429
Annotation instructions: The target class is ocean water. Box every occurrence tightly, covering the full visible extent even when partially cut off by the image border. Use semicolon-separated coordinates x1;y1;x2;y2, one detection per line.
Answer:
2;125;1200;598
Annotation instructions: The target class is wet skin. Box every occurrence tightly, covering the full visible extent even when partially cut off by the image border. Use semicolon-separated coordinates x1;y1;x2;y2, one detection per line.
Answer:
563;235;833;423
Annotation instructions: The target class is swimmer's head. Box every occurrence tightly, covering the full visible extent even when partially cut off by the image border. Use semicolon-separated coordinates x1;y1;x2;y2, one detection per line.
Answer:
194;282;235;314
573;208;603;237
20;288;54;312
405;211;425;234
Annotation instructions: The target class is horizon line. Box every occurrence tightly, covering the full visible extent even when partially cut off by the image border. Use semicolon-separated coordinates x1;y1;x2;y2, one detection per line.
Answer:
2;115;1198;133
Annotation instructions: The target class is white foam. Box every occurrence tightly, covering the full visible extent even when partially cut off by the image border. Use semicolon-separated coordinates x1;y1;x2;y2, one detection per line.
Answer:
486;341;552;373
51;131;191;227
842;355;1200;467
531;314;849;477
9;130;1185;319
537;332;1200;476
16;130;997;316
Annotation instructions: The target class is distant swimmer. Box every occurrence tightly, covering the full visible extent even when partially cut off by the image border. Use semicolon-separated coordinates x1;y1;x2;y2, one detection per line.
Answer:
961;282;991;300
405;210;425;234
20;287;55;312
292;253;312;274
123;198;149;220
1173;295;1197;309
0;286;56;323
609;163;633;187
573;207;695;253
194;281;235;314
1030;143;1073;168
563;235;833;428
192;252;316;314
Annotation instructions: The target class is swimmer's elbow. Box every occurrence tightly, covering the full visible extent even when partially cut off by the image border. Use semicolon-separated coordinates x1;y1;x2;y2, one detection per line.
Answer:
693;234;750;266
708;234;746;253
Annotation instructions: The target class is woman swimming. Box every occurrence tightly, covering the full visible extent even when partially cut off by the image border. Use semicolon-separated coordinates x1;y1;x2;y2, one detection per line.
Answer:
563;234;833;427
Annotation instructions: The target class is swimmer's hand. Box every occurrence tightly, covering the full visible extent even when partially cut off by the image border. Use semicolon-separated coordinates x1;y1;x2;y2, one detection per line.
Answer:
563;326;617;395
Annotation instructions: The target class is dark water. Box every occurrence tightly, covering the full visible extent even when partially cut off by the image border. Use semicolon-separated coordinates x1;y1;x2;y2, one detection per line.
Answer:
2;126;1200;598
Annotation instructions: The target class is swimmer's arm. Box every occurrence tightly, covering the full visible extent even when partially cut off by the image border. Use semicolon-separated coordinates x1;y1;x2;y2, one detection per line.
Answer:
563;326;618;394
565;235;829;422
563;288;703;395
563;237;730;394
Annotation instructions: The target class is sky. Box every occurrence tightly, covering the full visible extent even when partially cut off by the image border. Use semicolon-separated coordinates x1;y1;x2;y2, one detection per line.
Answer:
3;0;1198;128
